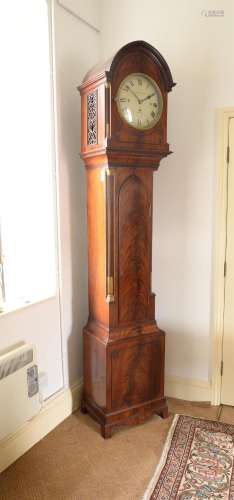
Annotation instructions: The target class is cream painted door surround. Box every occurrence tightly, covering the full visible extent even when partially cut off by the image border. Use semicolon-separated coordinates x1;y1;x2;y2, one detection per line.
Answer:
221;116;234;405
212;110;234;406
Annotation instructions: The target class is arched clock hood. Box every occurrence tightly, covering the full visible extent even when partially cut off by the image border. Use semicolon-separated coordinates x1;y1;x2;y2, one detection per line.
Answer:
78;40;176;169
79;40;176;92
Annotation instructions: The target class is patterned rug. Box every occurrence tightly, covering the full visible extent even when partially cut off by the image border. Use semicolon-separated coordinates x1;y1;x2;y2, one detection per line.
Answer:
142;414;234;499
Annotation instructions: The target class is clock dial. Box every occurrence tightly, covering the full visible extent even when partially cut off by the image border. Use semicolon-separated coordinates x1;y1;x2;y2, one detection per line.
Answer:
115;73;163;130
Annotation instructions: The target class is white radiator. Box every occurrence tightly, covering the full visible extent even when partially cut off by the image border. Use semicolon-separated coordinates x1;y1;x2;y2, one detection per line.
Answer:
0;343;41;441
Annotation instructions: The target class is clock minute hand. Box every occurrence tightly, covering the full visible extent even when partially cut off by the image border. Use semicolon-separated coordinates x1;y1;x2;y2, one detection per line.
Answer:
139;93;155;104
128;88;140;104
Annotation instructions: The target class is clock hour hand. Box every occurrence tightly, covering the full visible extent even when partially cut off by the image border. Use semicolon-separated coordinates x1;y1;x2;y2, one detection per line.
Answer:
139;93;155;104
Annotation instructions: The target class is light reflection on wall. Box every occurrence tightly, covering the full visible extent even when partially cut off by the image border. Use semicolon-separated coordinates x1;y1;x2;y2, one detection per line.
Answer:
0;1;57;306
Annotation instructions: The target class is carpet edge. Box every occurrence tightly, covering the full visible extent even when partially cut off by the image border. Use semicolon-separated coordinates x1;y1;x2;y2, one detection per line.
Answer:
141;414;179;500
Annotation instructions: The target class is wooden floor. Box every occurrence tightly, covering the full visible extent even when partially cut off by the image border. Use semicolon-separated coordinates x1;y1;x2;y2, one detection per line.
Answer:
0;399;234;500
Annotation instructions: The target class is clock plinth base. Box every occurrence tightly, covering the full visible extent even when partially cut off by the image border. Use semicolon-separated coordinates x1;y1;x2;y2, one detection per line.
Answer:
82;322;168;438
81;396;168;439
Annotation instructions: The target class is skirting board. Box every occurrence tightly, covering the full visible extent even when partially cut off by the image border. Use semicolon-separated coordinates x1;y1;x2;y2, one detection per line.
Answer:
0;375;211;473
0;378;83;474
165;376;211;402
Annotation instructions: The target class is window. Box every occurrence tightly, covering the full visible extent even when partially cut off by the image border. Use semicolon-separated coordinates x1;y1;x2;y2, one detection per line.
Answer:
0;1;57;311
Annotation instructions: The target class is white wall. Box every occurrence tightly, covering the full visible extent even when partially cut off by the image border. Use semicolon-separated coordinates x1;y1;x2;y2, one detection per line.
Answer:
100;0;234;382
0;0;100;399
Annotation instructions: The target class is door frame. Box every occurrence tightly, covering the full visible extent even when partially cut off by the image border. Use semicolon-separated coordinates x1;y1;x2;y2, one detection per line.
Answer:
211;108;234;405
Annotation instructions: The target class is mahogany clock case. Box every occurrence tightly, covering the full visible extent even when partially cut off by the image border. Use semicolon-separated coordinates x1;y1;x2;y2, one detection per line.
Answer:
78;41;175;438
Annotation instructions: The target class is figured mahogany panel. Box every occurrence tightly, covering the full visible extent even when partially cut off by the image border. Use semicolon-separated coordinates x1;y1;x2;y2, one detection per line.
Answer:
118;175;150;323
111;336;163;410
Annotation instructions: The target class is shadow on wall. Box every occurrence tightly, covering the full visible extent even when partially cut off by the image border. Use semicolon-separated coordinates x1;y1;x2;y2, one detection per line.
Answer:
57;52;89;386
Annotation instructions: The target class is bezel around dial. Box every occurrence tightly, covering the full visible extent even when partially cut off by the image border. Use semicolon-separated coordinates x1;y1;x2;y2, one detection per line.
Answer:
115;72;163;131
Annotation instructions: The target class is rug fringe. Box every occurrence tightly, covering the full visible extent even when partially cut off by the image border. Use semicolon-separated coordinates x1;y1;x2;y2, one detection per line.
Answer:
141;414;179;500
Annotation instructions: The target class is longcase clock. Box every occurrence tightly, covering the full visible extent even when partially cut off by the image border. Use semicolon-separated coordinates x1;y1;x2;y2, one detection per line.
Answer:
78;41;175;438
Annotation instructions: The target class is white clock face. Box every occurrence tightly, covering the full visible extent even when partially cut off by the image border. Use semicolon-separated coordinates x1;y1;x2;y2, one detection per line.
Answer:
115;73;163;130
